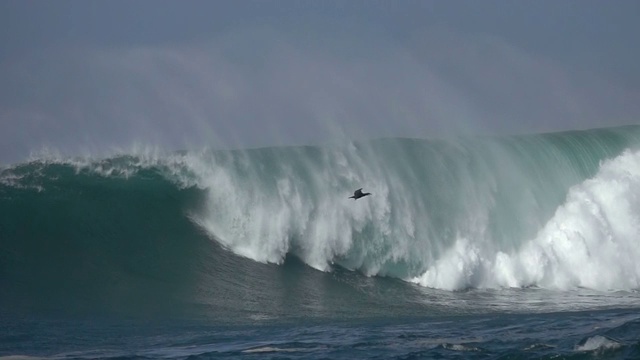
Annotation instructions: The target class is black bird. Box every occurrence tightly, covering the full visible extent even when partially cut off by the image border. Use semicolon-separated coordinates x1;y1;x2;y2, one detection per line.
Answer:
349;188;371;200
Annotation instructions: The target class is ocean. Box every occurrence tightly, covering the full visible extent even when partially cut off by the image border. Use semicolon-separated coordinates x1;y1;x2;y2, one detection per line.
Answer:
1;126;640;359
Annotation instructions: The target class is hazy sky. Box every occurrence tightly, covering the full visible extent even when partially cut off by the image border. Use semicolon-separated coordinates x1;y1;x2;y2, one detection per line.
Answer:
1;0;639;163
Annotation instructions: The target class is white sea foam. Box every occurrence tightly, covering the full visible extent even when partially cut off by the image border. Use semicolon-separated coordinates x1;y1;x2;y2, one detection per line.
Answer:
413;149;640;290
189;144;405;271
574;335;622;352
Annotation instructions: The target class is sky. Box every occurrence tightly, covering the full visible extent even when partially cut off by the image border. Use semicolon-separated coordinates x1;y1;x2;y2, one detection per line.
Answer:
1;0;639;164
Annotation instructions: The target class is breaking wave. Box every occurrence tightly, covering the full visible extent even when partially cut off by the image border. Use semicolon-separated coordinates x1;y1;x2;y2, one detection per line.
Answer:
2;125;640;311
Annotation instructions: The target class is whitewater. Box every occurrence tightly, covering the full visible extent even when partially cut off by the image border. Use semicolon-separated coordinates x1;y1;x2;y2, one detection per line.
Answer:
183;127;640;292
2;126;640;359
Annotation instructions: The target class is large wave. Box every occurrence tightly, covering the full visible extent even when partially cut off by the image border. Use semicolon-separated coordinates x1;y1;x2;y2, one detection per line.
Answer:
2;126;640;306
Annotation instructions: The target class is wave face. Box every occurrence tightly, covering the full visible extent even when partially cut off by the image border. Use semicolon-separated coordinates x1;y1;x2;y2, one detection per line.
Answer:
2;126;640;314
0;155;210;314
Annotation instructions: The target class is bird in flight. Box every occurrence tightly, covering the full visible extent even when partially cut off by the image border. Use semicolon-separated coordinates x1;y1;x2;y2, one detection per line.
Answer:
349;188;371;200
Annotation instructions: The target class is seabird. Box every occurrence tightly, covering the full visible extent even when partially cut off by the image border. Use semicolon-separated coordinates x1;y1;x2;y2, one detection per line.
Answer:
349;188;371;200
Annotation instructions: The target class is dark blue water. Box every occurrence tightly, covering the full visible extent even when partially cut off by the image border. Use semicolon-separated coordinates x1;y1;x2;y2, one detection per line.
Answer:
2;308;639;359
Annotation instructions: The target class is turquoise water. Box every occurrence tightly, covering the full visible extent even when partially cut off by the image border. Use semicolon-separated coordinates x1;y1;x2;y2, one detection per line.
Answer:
2;126;640;358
